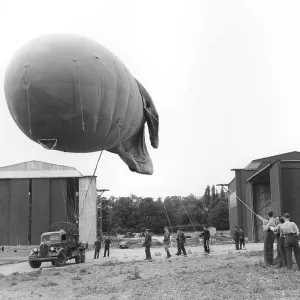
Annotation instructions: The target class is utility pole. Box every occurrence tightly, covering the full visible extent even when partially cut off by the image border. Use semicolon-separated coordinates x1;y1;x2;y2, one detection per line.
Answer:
97;189;110;237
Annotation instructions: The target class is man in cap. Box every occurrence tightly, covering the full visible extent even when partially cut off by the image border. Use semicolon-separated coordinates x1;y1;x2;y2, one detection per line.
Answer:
163;227;172;258
93;237;101;259
143;229;152;260
103;234;111;257
281;213;300;270
233;226;240;250
239;228;245;250
200;226;210;254
274;216;287;268
263;211;276;265
176;228;187;257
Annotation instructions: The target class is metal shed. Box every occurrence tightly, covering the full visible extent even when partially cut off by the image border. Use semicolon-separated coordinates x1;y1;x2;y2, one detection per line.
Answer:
0;161;97;246
228;151;300;242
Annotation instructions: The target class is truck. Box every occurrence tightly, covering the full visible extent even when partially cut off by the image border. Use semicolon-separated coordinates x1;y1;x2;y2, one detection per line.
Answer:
28;222;86;268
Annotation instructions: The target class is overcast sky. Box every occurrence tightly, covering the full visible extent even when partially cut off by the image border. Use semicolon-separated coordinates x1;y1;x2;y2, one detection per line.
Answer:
0;0;299;199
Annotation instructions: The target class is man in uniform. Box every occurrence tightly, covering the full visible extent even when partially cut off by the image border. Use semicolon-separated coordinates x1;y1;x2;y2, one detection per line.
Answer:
281;213;300;270
176;228;187;257
103;234;111;257
263;211;276;265
239;228;245;249
163;227;172;258
93;237;101;259
274;216;287;268
233;226;240;250
143;229;152;260
200;226;210;254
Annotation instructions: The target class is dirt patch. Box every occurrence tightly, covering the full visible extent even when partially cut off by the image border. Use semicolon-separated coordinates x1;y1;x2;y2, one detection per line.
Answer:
0;251;299;300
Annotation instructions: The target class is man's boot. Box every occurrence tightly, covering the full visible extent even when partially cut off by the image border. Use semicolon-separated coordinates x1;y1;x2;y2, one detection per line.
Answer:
167;250;171;258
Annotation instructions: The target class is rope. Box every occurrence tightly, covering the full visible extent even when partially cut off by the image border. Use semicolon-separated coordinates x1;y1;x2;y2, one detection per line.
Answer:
78;150;104;217
73;59;85;130
24;65;32;136
222;186;267;223
178;196;198;232
162;200;174;234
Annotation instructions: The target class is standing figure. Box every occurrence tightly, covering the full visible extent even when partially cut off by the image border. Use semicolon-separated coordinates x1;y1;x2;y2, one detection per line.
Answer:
176;228;187;257
274;216;287;268
233;226;240;250
239;228;245;249
200;226;210;254
263;211;276;265
163;227;172;258
103;234;111;257
281;213;300;270
143;229;152;260
93;237;101;259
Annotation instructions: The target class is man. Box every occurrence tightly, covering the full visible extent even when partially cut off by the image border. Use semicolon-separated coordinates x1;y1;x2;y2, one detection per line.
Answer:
233;226;240;250
281;213;300;270
103;234;111;258
239;228;245;250
93;237;101;259
163;227;172;258
200;226;210;254
143;229;152;260
274;216;287;268
263;211;276;265
176;228;187;257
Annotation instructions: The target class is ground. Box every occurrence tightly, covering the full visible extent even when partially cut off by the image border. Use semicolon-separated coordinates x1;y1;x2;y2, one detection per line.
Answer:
0;244;300;300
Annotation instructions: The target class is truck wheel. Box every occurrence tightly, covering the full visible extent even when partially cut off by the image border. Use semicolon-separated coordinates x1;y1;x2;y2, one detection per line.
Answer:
75;252;81;264
55;252;66;267
51;260;56;266
29;260;42;269
81;251;86;263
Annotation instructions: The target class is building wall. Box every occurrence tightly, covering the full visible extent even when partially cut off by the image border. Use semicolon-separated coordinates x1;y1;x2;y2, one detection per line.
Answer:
78;177;97;245
228;178;237;234
281;162;300;225
0;180;11;245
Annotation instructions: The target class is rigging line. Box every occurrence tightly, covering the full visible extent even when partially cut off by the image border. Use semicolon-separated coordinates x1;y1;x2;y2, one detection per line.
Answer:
24;65;32;136
60;179;69;225
96;59;159;124
73;59;85;130
78;150;104;217
223;186;267;222
178;196;198;232
162;200;174;234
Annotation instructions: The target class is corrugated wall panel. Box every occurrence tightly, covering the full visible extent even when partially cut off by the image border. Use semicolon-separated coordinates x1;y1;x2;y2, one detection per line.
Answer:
10;179;29;245
281;168;300;225
245;182;254;242
0;180;11;244
31;179;50;244
79;177;96;245
228;178;237;234
270;162;282;216
50;179;67;224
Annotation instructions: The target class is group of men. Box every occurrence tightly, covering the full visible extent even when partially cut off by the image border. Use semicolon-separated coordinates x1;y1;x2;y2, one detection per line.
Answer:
143;226;211;260
233;226;245;250
93;234;111;259
263;211;300;270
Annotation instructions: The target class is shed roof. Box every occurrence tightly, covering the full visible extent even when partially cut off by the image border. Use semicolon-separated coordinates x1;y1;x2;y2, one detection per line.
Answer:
0;161;83;179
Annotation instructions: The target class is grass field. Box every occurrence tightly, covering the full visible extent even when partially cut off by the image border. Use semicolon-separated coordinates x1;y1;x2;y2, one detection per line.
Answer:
0;250;300;300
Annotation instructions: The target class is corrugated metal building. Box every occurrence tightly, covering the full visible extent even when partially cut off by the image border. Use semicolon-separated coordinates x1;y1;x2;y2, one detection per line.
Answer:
0;161;97;246
228;151;300;242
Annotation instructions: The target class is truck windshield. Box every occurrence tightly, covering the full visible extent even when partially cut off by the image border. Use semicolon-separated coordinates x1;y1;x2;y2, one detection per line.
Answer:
41;234;60;242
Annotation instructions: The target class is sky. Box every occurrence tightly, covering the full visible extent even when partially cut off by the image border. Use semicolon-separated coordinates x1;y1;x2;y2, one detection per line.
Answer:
0;0;300;199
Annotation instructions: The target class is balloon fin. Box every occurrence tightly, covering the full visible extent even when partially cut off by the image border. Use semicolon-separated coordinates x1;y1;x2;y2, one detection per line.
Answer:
135;79;159;149
107;126;153;175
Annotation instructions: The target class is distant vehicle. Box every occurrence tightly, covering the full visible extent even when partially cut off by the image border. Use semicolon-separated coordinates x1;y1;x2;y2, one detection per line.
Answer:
28;222;86;268
119;241;130;249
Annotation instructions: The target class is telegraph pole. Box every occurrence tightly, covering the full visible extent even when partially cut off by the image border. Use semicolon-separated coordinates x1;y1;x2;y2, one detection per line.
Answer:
97;189;110;236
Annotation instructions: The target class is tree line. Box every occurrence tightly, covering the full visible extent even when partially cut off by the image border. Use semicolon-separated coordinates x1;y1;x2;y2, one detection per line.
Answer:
98;185;229;235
